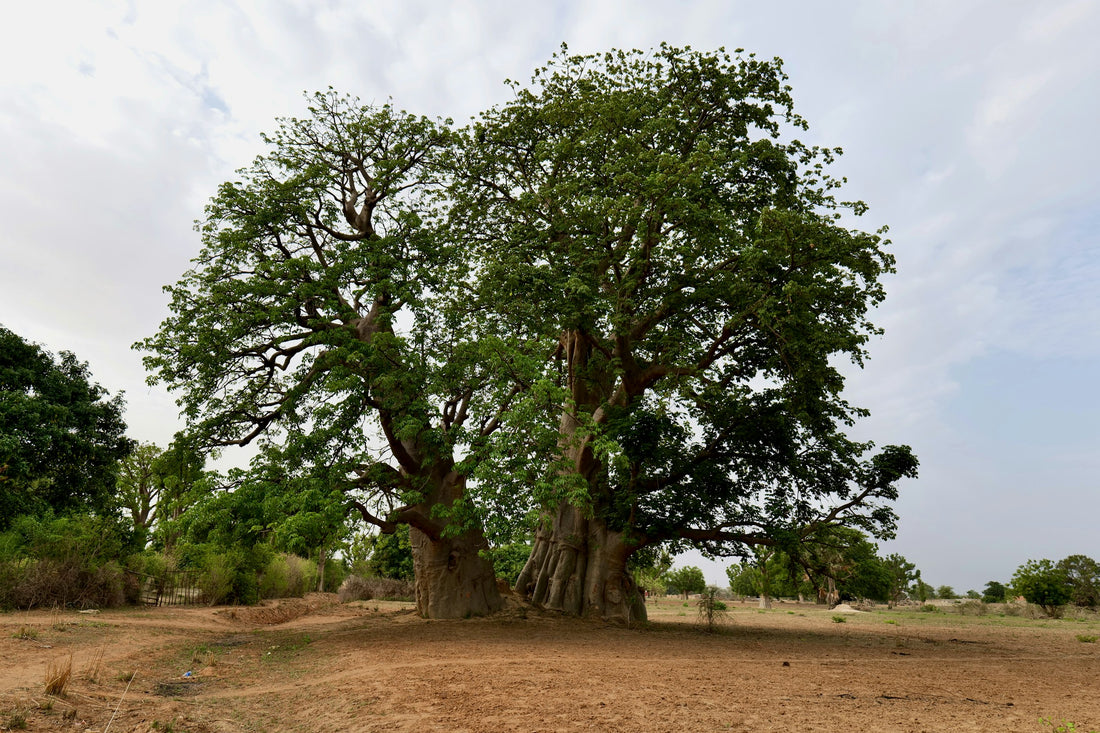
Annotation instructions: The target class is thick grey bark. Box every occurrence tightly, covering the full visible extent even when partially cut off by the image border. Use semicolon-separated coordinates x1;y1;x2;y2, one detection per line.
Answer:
515;503;646;624
410;527;502;618
512;329;647;623
399;468;503;619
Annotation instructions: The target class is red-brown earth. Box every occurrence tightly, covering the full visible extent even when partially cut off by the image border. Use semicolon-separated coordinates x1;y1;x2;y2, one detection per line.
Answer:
2;594;1097;732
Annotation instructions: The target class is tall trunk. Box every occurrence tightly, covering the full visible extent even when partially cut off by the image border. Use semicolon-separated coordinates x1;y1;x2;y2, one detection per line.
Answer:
405;469;503;619
513;329;646;623
515;503;646;624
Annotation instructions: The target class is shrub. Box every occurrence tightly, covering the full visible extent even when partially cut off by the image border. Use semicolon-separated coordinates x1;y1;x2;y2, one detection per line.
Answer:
1012;559;1070;618
338;575;415;602
260;553;322;599
197;552;235;605
0;515;134;610
696;587;728;632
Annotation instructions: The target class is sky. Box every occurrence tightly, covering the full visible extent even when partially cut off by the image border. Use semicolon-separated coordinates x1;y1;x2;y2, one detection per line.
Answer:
2;0;1098;593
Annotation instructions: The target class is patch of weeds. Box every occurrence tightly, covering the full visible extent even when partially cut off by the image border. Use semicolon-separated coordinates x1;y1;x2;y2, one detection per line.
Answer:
919;604;939;613
5;713;28;730
117;670;137;682
1040;717;1098;732
1076;634;1098;643
832;615;847;624
153;681;202;697
884;619;898;625
38;699;53;711
682;602;689;607
261;632;313;661
12;626;38;640
787;611;795;615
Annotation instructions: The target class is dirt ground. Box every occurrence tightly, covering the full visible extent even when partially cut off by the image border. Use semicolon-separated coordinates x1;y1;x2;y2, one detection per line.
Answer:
1;594;1098;732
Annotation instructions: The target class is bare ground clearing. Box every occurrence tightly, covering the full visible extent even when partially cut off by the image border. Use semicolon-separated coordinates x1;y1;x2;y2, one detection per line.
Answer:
2;594;1097;732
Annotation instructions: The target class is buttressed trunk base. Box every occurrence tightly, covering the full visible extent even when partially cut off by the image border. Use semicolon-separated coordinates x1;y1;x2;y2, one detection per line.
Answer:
410;527;503;619
515;504;646;624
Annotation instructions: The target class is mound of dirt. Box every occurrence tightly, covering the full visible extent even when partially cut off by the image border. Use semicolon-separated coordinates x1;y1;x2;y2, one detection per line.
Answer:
218;592;340;625
831;603;864;613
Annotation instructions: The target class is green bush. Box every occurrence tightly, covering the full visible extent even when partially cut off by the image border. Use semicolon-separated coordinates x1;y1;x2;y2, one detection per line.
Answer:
0;515;134;609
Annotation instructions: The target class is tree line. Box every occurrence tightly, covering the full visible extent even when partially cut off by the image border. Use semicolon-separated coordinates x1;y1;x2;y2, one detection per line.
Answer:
4;45;920;619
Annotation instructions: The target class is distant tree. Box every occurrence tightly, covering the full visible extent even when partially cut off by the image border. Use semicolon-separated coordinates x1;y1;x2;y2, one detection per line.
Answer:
883;554;919;605
1012;559;1070;617
726;562;760;597
914;580;934;602
981;581;1007;604
666;566;706;599
116;442;164;539
935;585;956;600
0;326;133;527
630;547;673;597
1057;554;1100;608
965;589;980;600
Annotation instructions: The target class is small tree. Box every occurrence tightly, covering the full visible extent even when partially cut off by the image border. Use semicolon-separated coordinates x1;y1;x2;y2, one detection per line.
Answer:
1012;559;1070;617
883;554;919;605
981;581;1007;603
726;562;760;598
667;566;706;599
1057;554;1100;608
697;586;728;632
935;585;956;600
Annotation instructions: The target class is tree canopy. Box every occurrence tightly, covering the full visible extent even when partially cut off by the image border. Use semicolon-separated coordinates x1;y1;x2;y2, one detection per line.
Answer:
141;45;918;621
0;326;133;527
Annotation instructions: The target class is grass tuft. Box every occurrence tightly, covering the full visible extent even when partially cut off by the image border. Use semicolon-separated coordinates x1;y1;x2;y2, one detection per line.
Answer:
44;654;73;696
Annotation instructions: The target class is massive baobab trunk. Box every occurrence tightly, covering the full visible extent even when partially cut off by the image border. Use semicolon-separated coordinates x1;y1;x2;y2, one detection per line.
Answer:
515;503;646;624
402;468;503;619
512;329;646;623
410;527;501;619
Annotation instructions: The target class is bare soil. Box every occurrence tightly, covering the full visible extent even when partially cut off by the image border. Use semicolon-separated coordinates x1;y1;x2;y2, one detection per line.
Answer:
2;594;1098;732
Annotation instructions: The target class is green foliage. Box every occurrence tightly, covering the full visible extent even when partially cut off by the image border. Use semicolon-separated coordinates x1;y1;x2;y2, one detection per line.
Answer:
936;585;956;600
1012;559;1070;617
697;587;728;632
0;326;133;526
666;566;706;598
1057;555;1100;608
0;514;136;609
487;542;532;584
259;553;319;599
982;581;1007;603
348;525;415;581
883;554;920;604
455;44;916;563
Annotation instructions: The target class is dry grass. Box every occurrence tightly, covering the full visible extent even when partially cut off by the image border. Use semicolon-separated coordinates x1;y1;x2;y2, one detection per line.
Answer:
44;653;73;696
84;647;104;682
